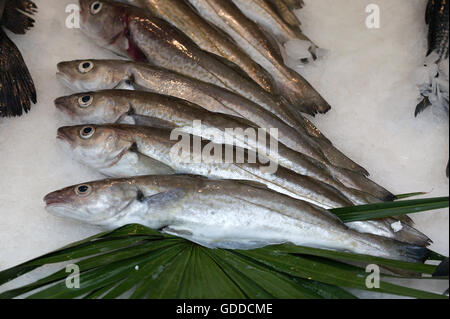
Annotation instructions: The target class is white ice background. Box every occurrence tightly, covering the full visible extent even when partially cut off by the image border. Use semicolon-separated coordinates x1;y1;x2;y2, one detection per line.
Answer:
0;0;448;297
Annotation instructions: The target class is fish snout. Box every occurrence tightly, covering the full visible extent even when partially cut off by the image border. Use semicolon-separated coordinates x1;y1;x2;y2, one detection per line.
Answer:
57;127;75;144
56;61;69;74
54;96;71;112
56;63;75;88
44;191;69;207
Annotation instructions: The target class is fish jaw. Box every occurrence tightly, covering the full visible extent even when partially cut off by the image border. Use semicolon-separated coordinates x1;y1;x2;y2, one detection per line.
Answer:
44;191;71;207
56;125;136;173
44;188;90;222
54;95;84;123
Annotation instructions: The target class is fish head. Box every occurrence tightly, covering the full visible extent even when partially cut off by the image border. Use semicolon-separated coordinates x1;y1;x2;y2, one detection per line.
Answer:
56;60;128;91
54;91;129;124
44;179;140;225
57;124;135;170
79;0;131;56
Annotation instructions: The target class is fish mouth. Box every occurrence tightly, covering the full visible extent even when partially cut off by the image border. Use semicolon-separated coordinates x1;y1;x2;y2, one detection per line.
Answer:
54;97;68;110
54;97;77;119
44;192;69;207
56;71;74;90
56;127;75;145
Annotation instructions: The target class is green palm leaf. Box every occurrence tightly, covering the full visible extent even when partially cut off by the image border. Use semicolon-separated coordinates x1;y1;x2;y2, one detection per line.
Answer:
0;197;448;299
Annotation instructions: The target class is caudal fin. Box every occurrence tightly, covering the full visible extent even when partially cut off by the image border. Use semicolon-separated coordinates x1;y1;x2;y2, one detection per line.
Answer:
361;232;431;263
396;243;430;263
277;70;331;116
312;139;370;176
330;166;395;201
393;222;433;247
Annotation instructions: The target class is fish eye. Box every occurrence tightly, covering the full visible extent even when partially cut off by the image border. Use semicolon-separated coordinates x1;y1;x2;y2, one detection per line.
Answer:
75;184;92;197
78;61;94;74
80;126;96;139
78;95;93;108
91;1;103;14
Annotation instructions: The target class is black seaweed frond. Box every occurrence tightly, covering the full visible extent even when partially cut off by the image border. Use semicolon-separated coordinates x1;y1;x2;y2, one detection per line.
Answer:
0;28;36;117
1;0;37;34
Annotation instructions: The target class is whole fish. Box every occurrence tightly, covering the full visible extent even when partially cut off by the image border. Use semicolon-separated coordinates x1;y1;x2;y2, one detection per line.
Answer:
0;0;37;117
187;0;329;115
43;175;430;262
57;124;356;209
54;89;389;207
119;0;276;94
78;0;293;121
56;59;373;180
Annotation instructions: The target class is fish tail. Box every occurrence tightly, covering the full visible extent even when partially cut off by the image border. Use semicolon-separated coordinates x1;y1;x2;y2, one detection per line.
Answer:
394;243;430;263
278;83;331;116
329;165;395;201
392;223;433;247
0;28;36;117
348;218;432;247
394;215;415;227
313;139;370;176
357;231;430;263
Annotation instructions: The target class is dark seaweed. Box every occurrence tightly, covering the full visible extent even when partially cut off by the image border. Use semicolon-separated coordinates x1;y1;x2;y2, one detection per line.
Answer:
0;0;37;117
0;28;36;117
426;0;449;60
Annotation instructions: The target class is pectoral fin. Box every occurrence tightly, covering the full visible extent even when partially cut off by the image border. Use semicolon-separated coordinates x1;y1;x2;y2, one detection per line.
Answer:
130;114;177;129
137;189;186;209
